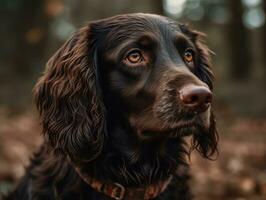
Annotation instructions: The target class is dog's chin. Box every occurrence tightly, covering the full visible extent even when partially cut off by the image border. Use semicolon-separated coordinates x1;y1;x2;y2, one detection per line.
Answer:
140;123;205;139
167;123;204;138
138;111;211;139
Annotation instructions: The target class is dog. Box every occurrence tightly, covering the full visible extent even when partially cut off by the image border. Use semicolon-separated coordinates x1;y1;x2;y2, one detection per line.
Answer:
6;13;218;200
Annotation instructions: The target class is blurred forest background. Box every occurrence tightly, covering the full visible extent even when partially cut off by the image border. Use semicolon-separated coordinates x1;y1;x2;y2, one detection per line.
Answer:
0;0;265;199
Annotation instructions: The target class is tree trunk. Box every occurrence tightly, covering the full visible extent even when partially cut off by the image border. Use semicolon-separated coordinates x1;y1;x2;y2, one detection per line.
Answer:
227;0;251;80
263;1;266;80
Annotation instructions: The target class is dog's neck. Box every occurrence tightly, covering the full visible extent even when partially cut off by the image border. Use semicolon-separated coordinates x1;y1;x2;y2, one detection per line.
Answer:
29;127;188;198
77;122;188;188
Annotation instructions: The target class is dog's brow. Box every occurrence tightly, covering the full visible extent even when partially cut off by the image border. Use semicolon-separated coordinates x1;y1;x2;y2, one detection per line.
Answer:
175;33;194;47
175;33;188;43
137;33;158;47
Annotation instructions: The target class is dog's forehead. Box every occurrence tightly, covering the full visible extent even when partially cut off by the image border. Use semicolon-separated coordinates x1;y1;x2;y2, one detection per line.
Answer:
94;14;181;49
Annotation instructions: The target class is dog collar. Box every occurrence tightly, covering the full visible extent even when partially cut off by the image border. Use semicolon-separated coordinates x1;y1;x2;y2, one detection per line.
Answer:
75;167;172;200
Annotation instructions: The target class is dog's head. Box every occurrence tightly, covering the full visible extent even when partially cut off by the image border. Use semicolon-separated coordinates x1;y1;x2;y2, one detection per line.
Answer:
34;13;218;163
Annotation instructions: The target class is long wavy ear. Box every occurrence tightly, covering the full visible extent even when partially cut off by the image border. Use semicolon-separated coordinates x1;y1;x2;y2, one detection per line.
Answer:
34;25;106;163
180;24;218;159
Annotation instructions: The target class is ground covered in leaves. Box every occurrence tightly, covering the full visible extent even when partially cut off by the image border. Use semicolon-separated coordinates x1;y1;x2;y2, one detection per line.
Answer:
0;107;265;200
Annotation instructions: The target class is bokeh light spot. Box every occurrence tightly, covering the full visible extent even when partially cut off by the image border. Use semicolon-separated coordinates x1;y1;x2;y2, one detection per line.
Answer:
163;0;186;18
52;20;76;40
242;0;262;7
243;8;265;29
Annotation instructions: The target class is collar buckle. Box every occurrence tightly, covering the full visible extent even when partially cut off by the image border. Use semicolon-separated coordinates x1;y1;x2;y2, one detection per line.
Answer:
110;182;126;200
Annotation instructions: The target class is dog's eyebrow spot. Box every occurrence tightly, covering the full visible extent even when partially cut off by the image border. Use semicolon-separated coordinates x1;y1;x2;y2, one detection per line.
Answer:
137;34;159;48
174;34;194;49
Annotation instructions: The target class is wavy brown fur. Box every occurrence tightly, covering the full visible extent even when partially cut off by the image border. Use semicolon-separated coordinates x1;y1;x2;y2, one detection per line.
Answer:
5;13;218;200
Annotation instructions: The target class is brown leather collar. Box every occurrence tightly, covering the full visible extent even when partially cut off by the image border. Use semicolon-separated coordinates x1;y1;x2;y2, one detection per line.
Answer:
75;167;172;200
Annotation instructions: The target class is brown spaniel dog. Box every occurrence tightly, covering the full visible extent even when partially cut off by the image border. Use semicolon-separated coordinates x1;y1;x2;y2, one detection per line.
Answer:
6;13;218;200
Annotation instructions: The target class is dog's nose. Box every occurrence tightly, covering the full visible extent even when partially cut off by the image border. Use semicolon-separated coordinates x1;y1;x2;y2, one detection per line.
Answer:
179;85;212;111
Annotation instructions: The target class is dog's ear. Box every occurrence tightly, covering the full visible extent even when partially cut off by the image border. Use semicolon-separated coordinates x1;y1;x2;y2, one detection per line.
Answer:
34;25;106;162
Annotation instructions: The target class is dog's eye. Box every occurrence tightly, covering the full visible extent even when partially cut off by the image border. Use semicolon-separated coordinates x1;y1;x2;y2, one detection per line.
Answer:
126;49;143;64
184;49;194;64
